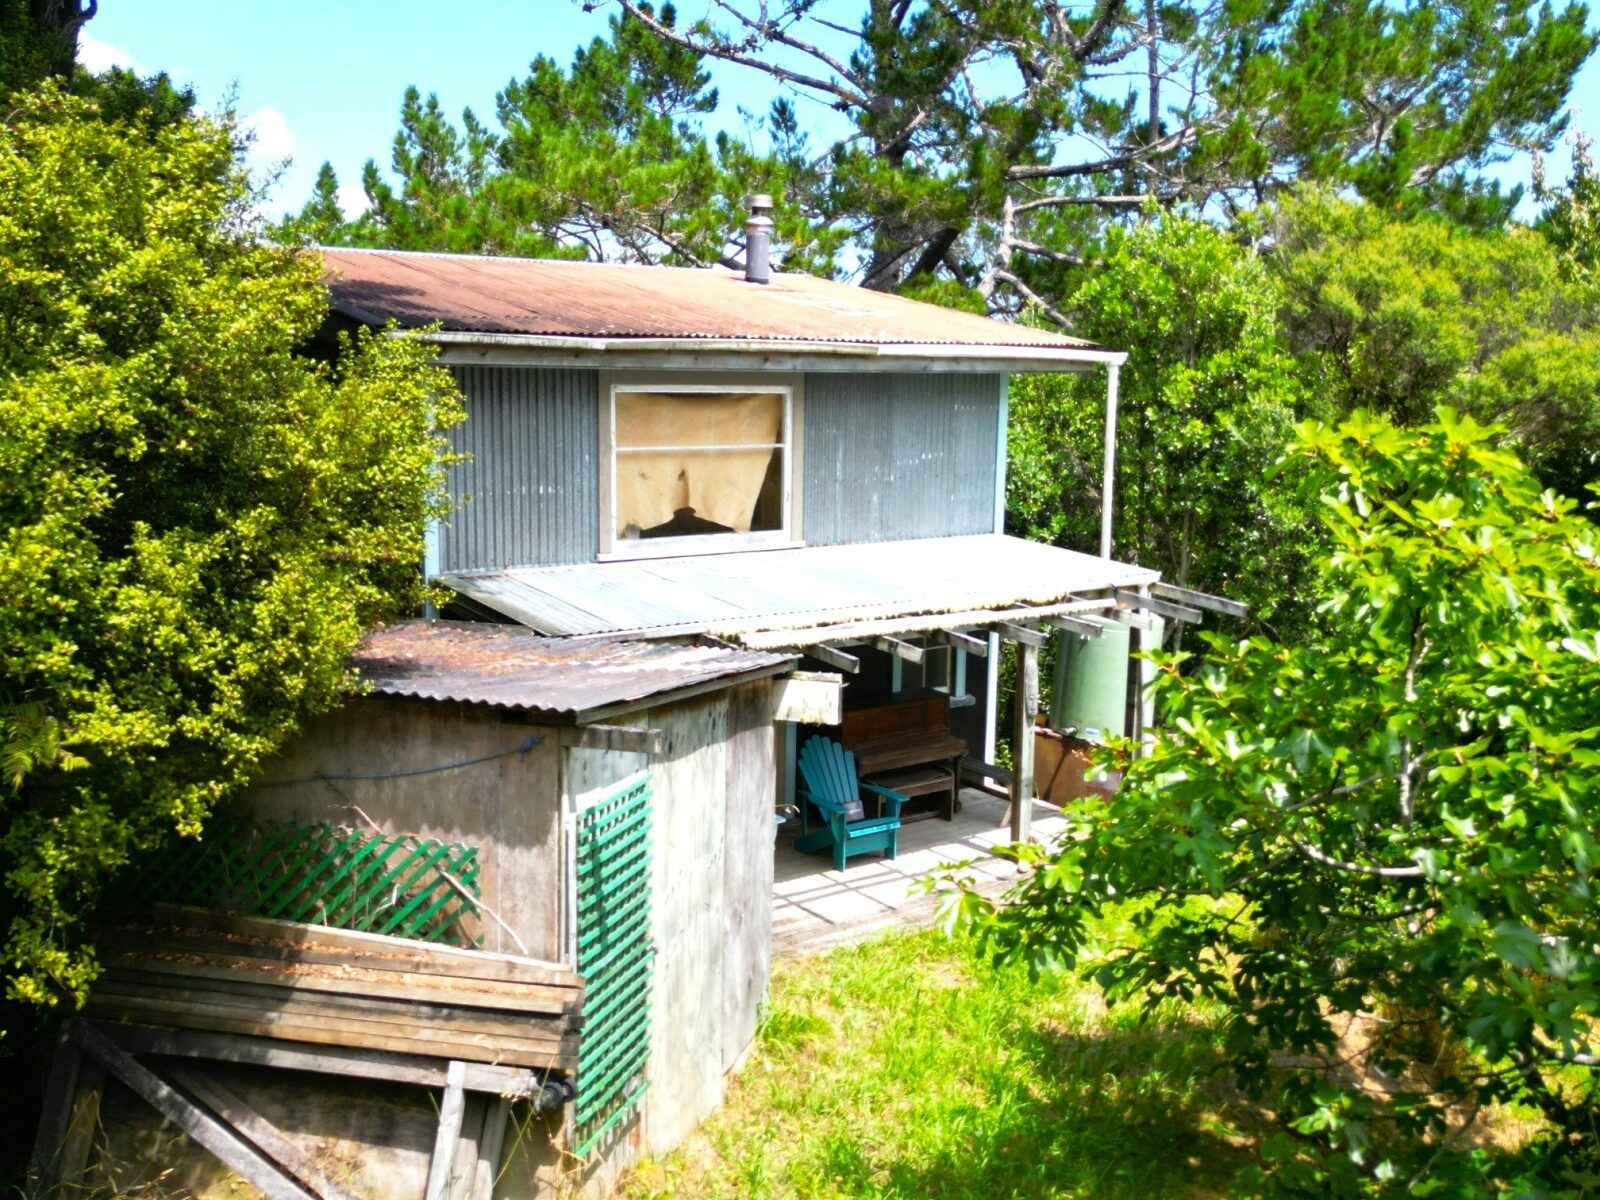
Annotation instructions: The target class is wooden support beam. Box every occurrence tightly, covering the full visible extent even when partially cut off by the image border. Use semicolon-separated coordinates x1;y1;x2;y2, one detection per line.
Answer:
1043;614;1105;639
165;1065;363;1200
1152;581;1248;619
28;1029;105;1200
558;725;662;755
800;643;861;674
472;1097;512;1200
424;1061;469;1200
960;755;1012;784
55;1060;104;1197
447;1097;486;1200
873;636;924;665
1115;587;1203;624
87;1024;542;1098
993;621;1048;648
937;629;989;656
28;1029;82;1200
1009;641;1039;846
72;1023;315;1200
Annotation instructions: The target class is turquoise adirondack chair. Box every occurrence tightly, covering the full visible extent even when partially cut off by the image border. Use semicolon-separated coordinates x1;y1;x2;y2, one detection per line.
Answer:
794;737;908;872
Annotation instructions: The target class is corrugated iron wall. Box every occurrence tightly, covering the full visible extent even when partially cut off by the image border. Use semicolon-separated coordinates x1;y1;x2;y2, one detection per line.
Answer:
802;373;1001;545
441;367;1003;571
442;366;599;571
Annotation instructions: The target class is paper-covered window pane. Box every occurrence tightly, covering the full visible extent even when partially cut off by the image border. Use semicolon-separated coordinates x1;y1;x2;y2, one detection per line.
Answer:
614;391;785;541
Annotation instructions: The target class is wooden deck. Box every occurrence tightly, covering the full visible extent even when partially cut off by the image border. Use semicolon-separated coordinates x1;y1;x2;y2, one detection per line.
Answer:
772;789;1068;958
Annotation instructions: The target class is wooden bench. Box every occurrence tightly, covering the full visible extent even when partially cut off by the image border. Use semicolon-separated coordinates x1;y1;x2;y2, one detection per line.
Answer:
839;692;967;822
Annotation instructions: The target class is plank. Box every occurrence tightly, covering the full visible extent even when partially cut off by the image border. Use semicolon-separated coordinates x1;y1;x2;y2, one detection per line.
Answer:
27;1029;81;1198
91;1024;544;1097
98;946;578;1015
72;1023;316;1200
799;643;860;674
100;926;580;996
557;725;663;755
937;629;988;656
146;905;579;987
1115;587;1203;624
54;1059;104;1198
1152;581;1249;619
424;1062;469;1200
85;984;577;1061
872;636;924;665
472;1097;511;1200
1043;614;1105;639
993;621;1048;648
164;1065;363;1200
96;970;577;1045
81;993;577;1070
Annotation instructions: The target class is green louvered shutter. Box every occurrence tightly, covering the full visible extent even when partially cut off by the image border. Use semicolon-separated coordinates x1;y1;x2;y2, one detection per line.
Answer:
574;771;654;1156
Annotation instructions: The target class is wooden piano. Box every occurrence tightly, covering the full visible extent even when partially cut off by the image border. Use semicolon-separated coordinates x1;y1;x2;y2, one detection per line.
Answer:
838;691;966;822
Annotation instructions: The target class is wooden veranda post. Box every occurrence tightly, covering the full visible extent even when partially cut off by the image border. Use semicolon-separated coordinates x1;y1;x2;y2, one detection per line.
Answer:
1009;640;1039;845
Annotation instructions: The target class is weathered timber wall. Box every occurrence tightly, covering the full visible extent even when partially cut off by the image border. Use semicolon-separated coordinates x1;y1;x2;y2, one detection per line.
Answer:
238;697;564;960
550;680;777;1197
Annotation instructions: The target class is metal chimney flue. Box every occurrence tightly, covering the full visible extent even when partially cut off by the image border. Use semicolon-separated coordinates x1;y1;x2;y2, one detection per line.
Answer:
744;193;773;284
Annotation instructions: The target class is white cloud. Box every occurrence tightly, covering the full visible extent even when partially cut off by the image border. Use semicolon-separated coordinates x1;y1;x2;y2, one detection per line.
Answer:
76;32;140;75
241;106;296;164
336;181;370;220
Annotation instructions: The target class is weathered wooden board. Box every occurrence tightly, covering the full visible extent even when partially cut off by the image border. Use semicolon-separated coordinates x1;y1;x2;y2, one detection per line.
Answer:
83;994;575;1069
145;905;579;987
770;671;843;725
722;681;776;1072
99;947;578;1015
645;691;729;1155
87;907;584;1071
239;700;566;960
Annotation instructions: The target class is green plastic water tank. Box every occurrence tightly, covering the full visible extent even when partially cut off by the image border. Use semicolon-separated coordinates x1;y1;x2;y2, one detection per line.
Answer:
1049;617;1129;743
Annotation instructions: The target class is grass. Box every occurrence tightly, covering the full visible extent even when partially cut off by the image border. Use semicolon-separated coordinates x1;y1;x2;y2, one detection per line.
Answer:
617;930;1261;1200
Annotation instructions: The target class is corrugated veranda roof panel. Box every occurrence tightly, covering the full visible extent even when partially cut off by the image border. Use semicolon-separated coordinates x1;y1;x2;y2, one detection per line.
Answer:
441;535;1160;640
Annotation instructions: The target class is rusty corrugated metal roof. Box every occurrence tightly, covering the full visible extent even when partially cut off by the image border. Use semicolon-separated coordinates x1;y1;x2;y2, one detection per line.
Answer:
352;621;793;716
318;247;1097;350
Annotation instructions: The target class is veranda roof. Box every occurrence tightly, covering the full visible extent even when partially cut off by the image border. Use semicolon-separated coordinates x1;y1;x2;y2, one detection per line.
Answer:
440;535;1160;647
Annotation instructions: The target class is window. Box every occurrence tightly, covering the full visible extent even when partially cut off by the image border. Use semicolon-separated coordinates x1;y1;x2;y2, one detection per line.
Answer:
602;377;798;558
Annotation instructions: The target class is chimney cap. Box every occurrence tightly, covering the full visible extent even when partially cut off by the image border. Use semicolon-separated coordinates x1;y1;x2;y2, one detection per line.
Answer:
746;193;774;213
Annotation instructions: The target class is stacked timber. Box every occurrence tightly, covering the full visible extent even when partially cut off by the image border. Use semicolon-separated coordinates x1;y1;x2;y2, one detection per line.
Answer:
86;905;583;1071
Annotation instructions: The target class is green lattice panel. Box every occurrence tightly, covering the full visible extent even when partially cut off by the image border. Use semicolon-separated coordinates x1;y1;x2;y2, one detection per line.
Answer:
111;814;482;947
574;773;654;1157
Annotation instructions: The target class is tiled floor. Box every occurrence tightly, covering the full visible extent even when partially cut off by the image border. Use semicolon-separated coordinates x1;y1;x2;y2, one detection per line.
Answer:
771;789;1070;957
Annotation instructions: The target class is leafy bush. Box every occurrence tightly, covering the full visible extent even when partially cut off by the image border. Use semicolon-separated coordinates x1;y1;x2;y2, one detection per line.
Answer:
0;87;463;1007
964;410;1600;1195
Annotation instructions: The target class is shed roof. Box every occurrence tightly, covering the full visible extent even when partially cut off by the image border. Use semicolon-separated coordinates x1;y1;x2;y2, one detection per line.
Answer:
442;535;1159;644
318;248;1114;370
353;621;794;718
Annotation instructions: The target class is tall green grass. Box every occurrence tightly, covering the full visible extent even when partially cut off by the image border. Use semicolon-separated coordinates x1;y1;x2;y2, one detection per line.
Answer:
620;931;1259;1199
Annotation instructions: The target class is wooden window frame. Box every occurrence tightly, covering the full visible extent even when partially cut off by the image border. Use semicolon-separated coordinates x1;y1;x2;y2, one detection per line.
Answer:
597;371;804;561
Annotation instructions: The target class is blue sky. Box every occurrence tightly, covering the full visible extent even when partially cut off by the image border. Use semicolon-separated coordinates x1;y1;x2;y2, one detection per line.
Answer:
80;0;1600;222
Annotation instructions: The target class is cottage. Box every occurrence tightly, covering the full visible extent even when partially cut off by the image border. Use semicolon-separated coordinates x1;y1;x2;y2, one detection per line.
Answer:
31;204;1226;1200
